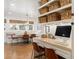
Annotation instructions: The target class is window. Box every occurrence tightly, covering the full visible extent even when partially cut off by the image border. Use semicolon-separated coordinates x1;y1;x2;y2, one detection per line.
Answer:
45;26;50;33
11;25;18;30
19;25;26;30
29;25;33;30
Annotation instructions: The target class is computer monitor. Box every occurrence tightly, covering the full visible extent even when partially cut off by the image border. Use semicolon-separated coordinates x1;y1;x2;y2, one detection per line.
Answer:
55;25;72;38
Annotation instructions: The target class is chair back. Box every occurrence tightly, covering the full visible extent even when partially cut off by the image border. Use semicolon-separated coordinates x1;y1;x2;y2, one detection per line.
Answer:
45;48;58;59
22;34;29;40
33;42;40;52
30;34;36;38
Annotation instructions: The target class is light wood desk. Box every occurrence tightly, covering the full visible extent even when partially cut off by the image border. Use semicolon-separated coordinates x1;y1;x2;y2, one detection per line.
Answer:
33;37;72;59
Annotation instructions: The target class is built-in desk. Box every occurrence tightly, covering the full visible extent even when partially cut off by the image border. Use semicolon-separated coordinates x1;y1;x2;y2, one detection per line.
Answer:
33;37;72;59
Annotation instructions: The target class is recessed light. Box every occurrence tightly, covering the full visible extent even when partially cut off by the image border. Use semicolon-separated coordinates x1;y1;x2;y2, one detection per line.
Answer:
8;12;12;14
10;3;15;6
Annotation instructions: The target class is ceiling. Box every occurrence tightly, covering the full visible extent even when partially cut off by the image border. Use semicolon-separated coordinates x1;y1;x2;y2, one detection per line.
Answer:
4;0;40;20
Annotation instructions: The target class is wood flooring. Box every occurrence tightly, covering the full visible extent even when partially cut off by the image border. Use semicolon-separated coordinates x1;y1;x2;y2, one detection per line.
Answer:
4;43;34;59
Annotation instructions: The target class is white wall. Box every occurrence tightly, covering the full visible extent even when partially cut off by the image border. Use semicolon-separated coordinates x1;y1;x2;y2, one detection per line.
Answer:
5;22;73;43
47;22;73;47
4;0;40;43
4;0;39;22
39;22;72;38
4;22;39;43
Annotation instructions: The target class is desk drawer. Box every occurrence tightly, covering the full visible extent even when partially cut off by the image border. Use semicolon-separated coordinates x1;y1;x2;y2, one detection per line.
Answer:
55;50;71;59
33;39;45;47
43;42;57;50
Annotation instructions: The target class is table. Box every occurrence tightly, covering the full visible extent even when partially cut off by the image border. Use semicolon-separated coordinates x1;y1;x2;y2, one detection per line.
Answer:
33;37;72;59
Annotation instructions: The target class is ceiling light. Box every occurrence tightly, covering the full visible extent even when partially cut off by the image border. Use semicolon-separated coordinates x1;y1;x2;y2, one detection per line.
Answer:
10;3;15;6
8;12;12;14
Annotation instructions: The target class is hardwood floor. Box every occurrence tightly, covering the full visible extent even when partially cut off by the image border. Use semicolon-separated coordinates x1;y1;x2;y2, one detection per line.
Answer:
4;43;34;59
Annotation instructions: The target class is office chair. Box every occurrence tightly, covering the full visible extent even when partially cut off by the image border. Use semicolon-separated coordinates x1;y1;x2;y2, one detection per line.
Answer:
22;34;29;43
10;33;18;44
30;34;36;43
45;48;58;59
30;34;36;38
33;42;45;59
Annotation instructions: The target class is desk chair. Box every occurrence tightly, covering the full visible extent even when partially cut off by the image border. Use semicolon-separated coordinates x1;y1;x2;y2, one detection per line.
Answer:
33;42;45;59
22;34;29;43
10;34;18;44
30;34;36;38
45;48;58;59
30;34;36;43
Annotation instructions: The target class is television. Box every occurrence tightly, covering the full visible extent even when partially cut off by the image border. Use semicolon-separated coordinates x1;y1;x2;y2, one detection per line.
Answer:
55;25;72;38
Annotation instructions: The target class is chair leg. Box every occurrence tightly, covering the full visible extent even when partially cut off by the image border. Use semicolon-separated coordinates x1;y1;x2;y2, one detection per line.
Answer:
31;48;34;59
34;53;45;59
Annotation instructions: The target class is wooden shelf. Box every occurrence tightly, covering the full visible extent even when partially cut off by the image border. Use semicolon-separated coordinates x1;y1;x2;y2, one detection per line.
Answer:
39;18;73;25
39;4;72;17
39;0;56;9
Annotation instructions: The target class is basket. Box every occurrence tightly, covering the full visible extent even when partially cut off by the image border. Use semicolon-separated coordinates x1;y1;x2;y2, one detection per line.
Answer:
48;1;60;11
47;12;61;22
60;7;72;20
59;0;71;6
39;7;49;14
39;16;47;23
40;0;48;5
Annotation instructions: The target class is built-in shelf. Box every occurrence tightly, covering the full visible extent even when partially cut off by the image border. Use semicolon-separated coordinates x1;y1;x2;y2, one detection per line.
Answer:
39;0;56;9
39;19;73;25
39;4;72;17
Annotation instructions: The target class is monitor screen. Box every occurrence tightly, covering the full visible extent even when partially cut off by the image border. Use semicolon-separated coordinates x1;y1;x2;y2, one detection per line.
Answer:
55;25;72;38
